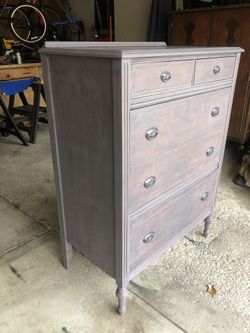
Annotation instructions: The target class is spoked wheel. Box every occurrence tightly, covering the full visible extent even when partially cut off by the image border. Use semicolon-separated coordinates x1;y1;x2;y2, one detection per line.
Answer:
9;4;47;44
42;6;63;41
43;6;84;41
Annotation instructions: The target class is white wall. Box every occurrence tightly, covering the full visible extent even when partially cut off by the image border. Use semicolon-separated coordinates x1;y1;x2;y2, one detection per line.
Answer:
114;0;152;41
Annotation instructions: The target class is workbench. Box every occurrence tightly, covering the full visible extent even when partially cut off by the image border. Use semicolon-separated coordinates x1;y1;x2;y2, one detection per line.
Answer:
0;63;45;109
0;63;42;81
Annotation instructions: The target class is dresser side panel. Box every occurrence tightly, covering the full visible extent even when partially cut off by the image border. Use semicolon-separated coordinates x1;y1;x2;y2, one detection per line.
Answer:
42;55;116;276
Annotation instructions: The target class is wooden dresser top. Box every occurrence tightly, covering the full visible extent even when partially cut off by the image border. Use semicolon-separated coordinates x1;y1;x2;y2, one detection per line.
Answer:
40;42;243;59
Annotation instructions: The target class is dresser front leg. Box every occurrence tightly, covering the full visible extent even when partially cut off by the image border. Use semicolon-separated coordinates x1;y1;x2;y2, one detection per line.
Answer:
116;286;127;315
203;215;212;238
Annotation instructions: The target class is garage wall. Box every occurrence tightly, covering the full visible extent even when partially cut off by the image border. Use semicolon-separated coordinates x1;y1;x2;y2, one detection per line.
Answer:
114;0;152;41
71;0;95;40
1;1;152;42
70;0;152;41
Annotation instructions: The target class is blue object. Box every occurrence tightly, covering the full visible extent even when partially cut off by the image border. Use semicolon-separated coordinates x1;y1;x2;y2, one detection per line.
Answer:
0;77;39;96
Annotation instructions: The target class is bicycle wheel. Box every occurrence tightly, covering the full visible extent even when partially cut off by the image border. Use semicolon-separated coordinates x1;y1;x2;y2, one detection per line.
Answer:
9;4;47;44
8;7;31;42
42;6;64;40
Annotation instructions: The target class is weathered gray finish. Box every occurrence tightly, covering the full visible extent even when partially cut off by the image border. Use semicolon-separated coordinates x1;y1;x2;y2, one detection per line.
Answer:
130;88;231;165
131;60;194;95
45;41;167;49
130;172;217;270
41;55;116;277
116;287;127;315
194;56;236;84
129;129;223;214
40;42;242;315
203;214;213;238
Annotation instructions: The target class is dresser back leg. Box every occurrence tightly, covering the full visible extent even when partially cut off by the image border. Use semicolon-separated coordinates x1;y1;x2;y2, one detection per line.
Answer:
62;240;73;269
203;215;212;238
116;286;128;315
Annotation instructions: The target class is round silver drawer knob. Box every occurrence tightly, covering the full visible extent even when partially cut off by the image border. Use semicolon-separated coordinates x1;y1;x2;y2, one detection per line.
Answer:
206;146;214;156
144;176;156;189
213;65;221;75
145;127;159;141
160;71;171;82
143;231;155;244
211;107;220;117
201;192;209;201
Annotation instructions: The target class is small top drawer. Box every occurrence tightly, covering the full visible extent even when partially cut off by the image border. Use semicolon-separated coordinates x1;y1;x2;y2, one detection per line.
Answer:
194;57;235;84
131;60;193;96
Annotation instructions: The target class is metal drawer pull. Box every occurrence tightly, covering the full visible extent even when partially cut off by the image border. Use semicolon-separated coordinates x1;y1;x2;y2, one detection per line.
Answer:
145;127;159;141
160;71;171;82
144;176;156;189
211;107;220;117
213;65;221;75
143;231;155;244
206;146;214;156
201;192;209;201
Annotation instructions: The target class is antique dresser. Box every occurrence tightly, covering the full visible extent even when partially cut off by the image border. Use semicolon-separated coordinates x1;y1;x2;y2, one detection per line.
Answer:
40;42;242;315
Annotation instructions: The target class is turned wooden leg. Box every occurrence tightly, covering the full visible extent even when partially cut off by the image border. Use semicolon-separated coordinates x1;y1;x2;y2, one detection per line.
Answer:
203;215;212;238
62;240;73;269
116;287;127;315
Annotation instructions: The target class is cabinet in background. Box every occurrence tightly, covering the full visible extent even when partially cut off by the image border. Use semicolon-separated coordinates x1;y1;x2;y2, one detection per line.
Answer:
169;6;250;143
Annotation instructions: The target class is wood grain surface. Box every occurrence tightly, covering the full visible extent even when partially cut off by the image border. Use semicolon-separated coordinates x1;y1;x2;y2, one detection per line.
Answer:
43;55;116;276
131;60;193;96
130;87;231;166
130;171;217;270
195;57;236;84
129;129;223;214
41;42;242;314
0;63;42;81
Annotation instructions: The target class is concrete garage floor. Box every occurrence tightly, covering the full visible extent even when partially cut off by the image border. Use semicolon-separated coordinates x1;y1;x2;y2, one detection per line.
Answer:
0;125;249;333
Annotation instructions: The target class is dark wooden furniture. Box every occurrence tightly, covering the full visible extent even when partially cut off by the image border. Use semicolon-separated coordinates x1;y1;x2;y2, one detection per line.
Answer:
168;6;250;144
40;42;242;315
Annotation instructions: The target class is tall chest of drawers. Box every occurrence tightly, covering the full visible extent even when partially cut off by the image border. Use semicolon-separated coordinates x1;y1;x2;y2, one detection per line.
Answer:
41;42;242;315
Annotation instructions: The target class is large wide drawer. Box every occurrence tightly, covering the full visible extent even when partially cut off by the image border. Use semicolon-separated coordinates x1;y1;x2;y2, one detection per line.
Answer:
194;57;235;84
131;60;193;96
129;171;217;271
130;88;231;166
129;128;223;214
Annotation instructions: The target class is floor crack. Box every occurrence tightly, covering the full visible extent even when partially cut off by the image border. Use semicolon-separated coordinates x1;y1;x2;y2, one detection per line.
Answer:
0;194;58;232
0;230;50;257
